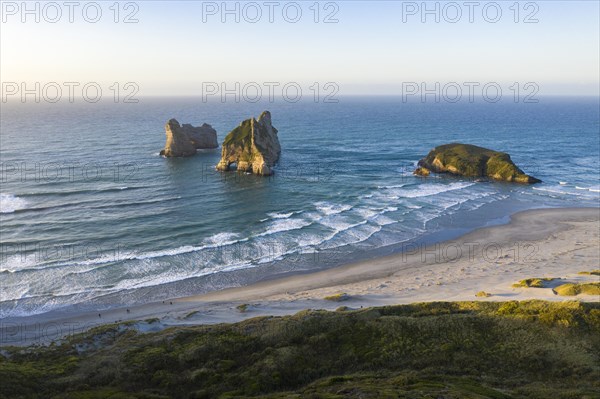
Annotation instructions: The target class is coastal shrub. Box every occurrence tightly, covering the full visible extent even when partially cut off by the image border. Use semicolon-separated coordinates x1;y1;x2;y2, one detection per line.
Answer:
323;293;350;302
578;270;600;276
236;304;249;313
1;301;599;398
475;291;492;297
512;278;557;288
553;282;600;296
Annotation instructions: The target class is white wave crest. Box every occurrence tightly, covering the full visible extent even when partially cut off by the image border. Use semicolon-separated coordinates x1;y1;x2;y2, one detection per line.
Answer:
0;193;28;213
257;218;313;237
399;182;475;198
314;202;353;216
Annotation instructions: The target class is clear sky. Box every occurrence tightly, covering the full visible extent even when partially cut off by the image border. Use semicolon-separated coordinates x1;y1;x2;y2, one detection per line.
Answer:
1;1;599;96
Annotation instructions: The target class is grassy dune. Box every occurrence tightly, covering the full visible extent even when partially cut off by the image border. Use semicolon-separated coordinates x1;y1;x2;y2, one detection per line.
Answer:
511;278;557;288
553;283;600;296
1;301;599;399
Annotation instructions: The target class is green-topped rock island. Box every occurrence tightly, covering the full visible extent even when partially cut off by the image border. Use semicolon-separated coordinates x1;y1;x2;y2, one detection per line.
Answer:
216;111;281;176
414;143;541;183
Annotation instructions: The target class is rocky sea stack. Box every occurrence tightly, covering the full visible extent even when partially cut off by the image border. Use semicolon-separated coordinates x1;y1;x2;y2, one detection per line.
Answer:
160;119;218;157
216;111;281;176
415;143;541;184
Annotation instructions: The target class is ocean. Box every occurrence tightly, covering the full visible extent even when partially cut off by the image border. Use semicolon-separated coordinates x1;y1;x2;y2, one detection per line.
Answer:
1;97;599;318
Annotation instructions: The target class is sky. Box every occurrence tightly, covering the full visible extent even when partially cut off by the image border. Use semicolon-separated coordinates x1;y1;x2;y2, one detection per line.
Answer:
1;0;599;96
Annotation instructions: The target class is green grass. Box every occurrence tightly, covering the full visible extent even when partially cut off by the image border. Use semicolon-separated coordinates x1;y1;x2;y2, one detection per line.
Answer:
1;301;599;399
512;278;557;288
553;282;600;296
475;291;492;297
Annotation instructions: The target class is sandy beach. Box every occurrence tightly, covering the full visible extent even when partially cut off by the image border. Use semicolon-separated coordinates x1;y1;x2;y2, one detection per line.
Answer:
2;207;598;346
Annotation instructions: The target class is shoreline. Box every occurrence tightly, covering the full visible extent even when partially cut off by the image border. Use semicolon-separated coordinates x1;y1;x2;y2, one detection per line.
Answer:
2;207;598;346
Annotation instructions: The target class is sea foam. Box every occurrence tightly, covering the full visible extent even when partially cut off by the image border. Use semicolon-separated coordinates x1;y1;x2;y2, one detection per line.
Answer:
0;193;28;213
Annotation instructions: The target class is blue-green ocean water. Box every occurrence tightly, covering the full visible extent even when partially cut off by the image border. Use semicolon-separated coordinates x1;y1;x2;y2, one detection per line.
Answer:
1;97;599;318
